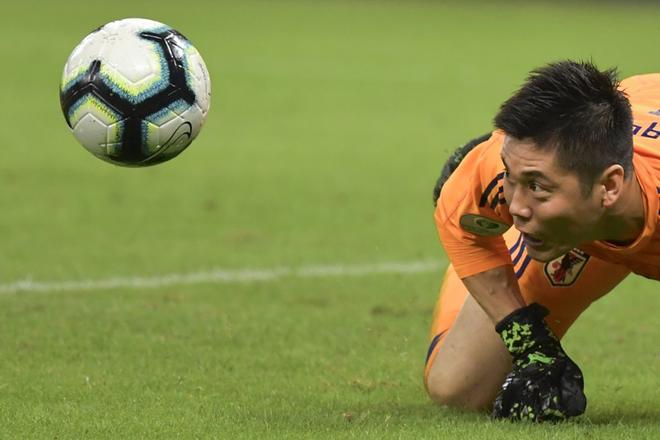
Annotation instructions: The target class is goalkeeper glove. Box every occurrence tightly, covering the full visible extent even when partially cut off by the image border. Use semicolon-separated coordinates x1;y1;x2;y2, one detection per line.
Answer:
492;303;587;422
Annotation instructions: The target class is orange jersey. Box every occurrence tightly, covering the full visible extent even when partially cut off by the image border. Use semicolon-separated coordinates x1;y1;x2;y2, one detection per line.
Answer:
435;73;660;280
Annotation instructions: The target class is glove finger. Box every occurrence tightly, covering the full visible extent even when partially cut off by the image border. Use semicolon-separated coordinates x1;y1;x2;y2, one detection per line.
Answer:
492;391;506;419
502;376;542;422
563;358;585;387
492;374;517;418
493;372;529;419
537;386;567;422
531;362;585;420
519;378;550;422
560;362;587;416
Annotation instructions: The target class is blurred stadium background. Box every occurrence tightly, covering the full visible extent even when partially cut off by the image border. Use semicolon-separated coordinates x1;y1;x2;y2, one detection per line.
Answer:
0;0;658;437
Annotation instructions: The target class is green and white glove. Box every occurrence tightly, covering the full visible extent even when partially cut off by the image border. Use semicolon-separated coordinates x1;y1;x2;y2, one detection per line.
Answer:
492;303;587;422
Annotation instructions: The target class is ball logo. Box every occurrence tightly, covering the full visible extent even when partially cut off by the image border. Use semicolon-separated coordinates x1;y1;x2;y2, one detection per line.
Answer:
459;214;509;237
544;249;590;286
161;122;193;151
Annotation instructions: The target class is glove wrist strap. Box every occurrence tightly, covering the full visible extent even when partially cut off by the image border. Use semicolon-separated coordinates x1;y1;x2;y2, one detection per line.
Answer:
495;303;556;357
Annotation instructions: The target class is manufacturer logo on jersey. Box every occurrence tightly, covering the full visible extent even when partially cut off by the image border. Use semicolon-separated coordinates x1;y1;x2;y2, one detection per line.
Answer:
459;214;509;237
544;249;590;286
632;121;660;139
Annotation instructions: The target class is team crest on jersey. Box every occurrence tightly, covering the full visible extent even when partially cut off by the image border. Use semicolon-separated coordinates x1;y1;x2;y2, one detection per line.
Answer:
459;214;509;237
544;249;590;286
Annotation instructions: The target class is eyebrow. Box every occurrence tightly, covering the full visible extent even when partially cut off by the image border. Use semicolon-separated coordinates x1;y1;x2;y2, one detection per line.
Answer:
501;156;552;181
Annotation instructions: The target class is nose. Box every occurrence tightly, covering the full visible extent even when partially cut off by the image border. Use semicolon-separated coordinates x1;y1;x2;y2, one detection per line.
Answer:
507;188;532;222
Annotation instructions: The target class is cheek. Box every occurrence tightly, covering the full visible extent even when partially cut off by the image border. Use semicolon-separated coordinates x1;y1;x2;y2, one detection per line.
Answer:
536;201;595;235
534;202;581;231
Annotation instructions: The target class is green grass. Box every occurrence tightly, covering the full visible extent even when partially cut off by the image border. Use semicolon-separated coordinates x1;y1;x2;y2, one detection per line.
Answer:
0;0;658;438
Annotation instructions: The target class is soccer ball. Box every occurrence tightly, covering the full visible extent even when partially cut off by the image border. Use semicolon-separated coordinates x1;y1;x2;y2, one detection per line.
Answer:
60;18;211;166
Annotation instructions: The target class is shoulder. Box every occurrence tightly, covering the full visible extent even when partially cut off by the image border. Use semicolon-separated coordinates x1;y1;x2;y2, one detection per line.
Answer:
437;131;505;203
449;130;506;177
625;73;660;152
462;130;507;192
436;130;510;224
620;73;660;104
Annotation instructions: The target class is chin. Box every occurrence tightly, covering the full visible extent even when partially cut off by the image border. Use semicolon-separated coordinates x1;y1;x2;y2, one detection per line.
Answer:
526;246;571;263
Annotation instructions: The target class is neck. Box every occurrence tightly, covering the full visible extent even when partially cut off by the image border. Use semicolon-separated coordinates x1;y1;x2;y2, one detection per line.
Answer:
599;174;646;245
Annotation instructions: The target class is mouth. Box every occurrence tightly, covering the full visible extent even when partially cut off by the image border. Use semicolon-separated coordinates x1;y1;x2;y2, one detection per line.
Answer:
521;232;545;249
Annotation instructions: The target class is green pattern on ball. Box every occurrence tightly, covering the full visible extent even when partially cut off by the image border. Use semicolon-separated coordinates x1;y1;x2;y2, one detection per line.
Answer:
68;94;121;127
97;46;168;104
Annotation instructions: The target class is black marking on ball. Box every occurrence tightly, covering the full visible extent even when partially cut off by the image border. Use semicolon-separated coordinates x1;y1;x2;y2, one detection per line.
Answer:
60;29;197;166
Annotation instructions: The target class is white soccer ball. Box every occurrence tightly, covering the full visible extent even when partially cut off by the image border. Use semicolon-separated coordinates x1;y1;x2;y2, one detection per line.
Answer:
60;18;211;166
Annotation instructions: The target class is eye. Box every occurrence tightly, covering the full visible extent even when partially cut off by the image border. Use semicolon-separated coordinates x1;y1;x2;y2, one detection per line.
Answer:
528;181;549;195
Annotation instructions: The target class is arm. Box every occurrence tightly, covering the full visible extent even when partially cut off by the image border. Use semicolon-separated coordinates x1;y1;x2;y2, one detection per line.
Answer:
461;265;525;324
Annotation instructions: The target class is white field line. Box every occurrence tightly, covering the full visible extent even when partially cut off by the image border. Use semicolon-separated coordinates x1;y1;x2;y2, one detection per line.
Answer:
0;259;445;295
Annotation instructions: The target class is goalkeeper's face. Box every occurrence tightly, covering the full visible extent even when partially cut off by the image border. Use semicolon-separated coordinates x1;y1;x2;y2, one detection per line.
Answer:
501;136;608;262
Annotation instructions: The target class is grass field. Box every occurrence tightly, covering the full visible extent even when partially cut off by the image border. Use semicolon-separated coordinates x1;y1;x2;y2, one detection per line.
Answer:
0;0;658;438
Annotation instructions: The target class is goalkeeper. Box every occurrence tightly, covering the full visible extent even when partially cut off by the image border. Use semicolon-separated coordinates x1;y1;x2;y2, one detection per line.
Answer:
425;60;660;421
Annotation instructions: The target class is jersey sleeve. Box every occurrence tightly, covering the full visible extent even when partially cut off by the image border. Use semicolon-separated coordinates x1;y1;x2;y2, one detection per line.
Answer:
434;131;515;278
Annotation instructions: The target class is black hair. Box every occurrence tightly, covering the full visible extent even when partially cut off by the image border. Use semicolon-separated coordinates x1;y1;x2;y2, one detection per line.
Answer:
494;60;633;193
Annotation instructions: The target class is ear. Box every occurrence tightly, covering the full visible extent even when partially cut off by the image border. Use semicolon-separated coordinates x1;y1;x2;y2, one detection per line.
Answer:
598;164;625;208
